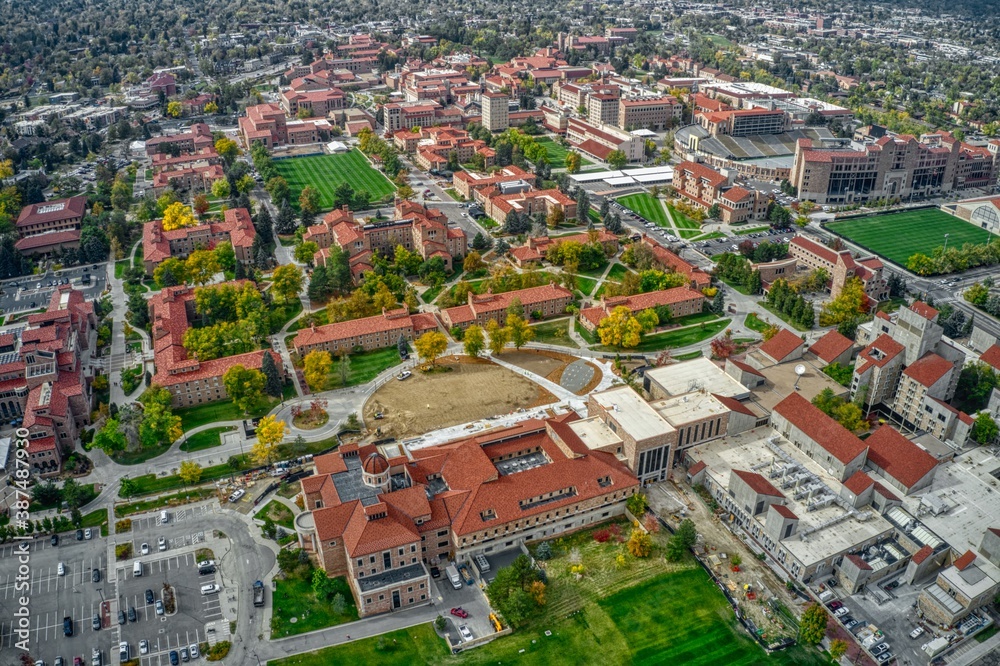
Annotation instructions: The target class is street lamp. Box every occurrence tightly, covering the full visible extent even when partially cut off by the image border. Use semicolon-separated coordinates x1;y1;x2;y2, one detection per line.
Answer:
943;233;950;253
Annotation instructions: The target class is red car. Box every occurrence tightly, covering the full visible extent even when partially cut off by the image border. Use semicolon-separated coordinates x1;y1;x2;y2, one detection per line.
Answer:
828;600;843;610
450;607;469;618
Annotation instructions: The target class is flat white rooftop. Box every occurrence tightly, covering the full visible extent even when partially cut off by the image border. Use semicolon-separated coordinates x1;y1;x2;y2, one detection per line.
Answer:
691;428;894;568
645;357;750;400
652;392;729;425
568;416;623;452
590;385;674;440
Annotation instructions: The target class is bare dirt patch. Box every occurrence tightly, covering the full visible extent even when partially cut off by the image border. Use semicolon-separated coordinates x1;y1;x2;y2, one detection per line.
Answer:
364;355;557;438
501;349;603;395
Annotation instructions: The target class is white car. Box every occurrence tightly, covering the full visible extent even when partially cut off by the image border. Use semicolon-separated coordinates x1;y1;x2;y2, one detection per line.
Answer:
228;489;245;503
140;640;149;655
189;643;200;659
200;583;221;595
910;626;925;639
158;536;167;551
197;559;217;569
397;370;412;381
140;543;150;556
84;528;93;540
459;625;474;642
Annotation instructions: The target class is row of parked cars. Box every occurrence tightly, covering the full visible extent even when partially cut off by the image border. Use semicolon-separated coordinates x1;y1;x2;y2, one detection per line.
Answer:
827;600;894;663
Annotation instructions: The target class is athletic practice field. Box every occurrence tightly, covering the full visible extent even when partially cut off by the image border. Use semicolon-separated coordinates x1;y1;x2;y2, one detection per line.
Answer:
273;150;395;210
535;137;591;169
618;192;669;226
826;208;997;265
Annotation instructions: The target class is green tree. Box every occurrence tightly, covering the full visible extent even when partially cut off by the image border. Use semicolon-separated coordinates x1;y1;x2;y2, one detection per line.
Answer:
463;324;485;357
185;249;221;285
299;186;321;217
93;418;128;455
829;639;848;661
294;241;319;265
486;319;510;355
223;365;265;414
971;412;999;444
666;519;697;561
606;150;627;169
819;277;867;327
626;492;647;516
798;604;829;646
485;555;542;628
271;265;303;303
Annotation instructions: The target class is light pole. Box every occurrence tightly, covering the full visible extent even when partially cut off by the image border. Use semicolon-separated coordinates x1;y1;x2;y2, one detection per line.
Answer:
943;233;950;253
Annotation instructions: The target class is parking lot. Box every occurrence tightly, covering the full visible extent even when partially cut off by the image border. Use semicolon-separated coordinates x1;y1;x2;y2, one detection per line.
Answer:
0;263;107;319
432;565;495;647
0;533;112;665
0;506;233;665
824;581;926;665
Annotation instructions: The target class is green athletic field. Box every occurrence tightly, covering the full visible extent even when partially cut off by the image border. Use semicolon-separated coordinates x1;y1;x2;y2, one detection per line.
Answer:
619;192;669;226
827;208;997;266
535;137;591;169
273;150;395;210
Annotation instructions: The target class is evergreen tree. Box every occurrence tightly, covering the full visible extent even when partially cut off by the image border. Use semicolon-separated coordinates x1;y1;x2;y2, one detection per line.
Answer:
275;202;297;234
254;206;274;243
261;351;283;398
234;260;247;280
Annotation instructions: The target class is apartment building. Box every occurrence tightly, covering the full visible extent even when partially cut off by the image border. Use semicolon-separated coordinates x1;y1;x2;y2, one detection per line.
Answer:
306;200;466;279
382;100;464;132
391;127;492;171
148;283;285;408
451;166;536;199
14;196;88;256
293;308;438;357
588;92;621;127
296;416;639;617
578;288;706;331
150;163;225;197
640;235;712;288
239;103;328;148
509;230;620;267
280;88;346;117
788;236;888;300
142;207;256;275
619;96;681;131
481;91;510;132
440;284;573;330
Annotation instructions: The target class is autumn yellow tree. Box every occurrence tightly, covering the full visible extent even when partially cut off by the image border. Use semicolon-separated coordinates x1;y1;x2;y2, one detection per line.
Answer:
505;313;534;350
178;460;203;485
597;306;643;348
415;330;448;365
486;319;510;355
185;249;221;285
303;350;332;392
214;137;240;163
166;101;182;118
819;276;868;327
271;264;304;303
463;324;485;357
251;415;286;465
627;529;653;558
161;202;198;231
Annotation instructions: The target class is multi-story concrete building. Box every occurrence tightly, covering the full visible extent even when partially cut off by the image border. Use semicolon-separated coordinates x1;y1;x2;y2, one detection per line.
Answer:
307;201;466;279
14;196;88;256
566;118;643;163
142;208;257;275
279;88;346;117
481;91;510;132
296;416;640;617
697;108;788;137
148;282;285;408
292;308;439;357
452;166;536;199
587;92;621;127
440;284;573;330
671;161;769;225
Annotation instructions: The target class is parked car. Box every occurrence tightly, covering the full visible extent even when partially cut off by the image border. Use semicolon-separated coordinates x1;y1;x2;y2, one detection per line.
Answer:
910;627;925;639
85;528;92;540
430;566;440;578
158;536;167;551
450;607;469;618
827;600;843;610
875;652;894;663
459;625;474;642
834;607;850;617
188;644;200;659
92;569;101;583
117;610;125;625
871;643;889;655
127;607;137;623
169;651;179;666
397;370;412;381
180;646;189;662
155;600;164;616
140;640;149;655
51;534;59;546
140;543;150;555
145;589;155;604
92;614;101;630
76;529;84;541
228;489;245;503
197;559;216;569
843;618;858;630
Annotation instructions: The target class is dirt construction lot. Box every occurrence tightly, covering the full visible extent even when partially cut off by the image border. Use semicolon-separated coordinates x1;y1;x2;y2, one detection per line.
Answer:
503;349;602;395
364;356;557;438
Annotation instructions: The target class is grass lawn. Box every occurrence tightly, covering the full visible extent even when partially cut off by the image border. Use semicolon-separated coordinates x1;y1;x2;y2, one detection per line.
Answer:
735;226;772;235
444;188;464;201
574;275;598;295
115;260;129;279
692;231;727;241
666;202;701;231
254;500;295;530
574;319;598;345
115;488;217;517
619;193;669;226
672;311;723;327
273;150;395;211
269;625;448;666
175;394;285;432
288;309;328;332
421;284;444;304
678;227;703;239
269;299;303;334
597;318;731;353
606;263;632;282
826;208;997;266
535;137;591;169
325;346;406;389
271;575;358;638
530;318;577;347
744;312;774;333
674;350;703;360
79;508;109;534
707;33;735;46
110;442;172;466
179;426;233;453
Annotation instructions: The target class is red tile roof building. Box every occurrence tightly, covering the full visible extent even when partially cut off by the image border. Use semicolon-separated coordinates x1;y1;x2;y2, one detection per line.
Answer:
510;231;620;268
293;308;438;357
789;236;888;301
15;195;88;256
863;425;939;494
451;166;536;199
808;330;855;366
757;328;805;365
481;188;578;227
148;283;285;408
238;103;328;149
2;286;98;477
145;123;214;156
142;208;256;275
640;235;711;288
772;392;868;481
440;284;573;330
579;287;706;331
279;88;346;117
672;161;768;225
306;200;466;279
297;415;639;617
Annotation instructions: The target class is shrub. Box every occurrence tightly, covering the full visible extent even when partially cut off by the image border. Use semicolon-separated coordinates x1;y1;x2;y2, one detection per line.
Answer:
593;529;611;543
535;541;553;560
115;543;132;560
206;641;231;661
115;519;132;533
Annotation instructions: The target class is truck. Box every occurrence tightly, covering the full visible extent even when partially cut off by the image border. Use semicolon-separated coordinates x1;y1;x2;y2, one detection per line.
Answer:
252;580;265;607
445;565;462;590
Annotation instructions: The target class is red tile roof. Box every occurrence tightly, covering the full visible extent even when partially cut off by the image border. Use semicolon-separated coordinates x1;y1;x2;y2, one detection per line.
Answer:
16;196;87;227
843;470;875;495
770;503;797;520
441;284;572;324
903;352;952;388
865;425;938;489
732;470;784;498
845;553;872;571
809;330;854;364
908;301;938;321
688;460;706;475
954;550;977;571
293;309;420;352
759;328;804;363
912;544;934;564
712;393;756;416
729;358;764;377
677;160;727;187
773;392;867;464
856;334;905;374
14;229;81;250
872;481;900;503
980;344;1000;372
